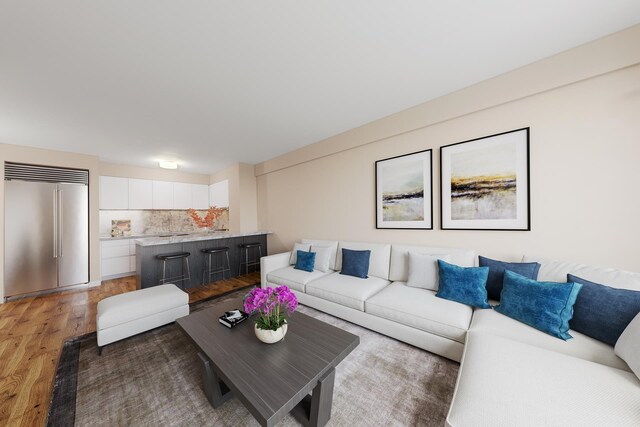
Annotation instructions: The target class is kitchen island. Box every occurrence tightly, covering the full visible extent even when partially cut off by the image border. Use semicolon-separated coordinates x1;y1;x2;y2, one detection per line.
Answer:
135;231;270;289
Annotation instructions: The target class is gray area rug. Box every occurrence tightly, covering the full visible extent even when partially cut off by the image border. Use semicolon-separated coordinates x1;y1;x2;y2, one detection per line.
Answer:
51;290;459;426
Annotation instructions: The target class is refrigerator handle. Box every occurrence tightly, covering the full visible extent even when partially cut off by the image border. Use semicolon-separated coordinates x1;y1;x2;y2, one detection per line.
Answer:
58;188;64;258
53;189;58;258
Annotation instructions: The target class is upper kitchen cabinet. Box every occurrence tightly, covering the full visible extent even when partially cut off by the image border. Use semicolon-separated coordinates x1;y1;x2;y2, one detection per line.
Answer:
100;176;129;209
191;184;209;209
209;179;229;208
173;182;192;209
128;178;153;209
152;181;173;209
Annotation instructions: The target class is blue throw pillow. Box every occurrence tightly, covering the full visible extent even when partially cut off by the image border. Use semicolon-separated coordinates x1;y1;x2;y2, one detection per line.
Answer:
568;274;640;346
436;260;491;308
495;271;583;340
479;256;541;301
340;248;371;279
294;250;316;272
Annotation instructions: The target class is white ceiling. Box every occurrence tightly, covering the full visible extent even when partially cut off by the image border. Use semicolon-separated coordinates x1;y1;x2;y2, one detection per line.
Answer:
1;1;639;174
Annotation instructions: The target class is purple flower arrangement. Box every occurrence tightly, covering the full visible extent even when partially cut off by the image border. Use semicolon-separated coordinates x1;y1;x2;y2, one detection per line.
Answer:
244;286;298;331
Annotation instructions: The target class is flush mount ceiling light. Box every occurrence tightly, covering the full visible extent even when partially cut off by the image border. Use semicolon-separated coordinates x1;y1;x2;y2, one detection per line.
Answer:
159;161;178;169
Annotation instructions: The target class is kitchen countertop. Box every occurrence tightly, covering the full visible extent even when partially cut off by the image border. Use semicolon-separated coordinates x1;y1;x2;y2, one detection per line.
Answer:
99;230;230;241
134;230;272;247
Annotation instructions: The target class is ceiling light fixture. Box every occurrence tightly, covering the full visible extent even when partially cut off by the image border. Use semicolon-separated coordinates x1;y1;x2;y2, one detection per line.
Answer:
159;161;178;170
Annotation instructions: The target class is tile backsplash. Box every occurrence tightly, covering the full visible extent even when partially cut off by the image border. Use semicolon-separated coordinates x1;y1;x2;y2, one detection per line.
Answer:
99;208;229;236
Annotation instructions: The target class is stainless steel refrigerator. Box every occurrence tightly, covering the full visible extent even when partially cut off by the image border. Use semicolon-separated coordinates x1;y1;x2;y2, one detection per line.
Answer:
4;163;89;298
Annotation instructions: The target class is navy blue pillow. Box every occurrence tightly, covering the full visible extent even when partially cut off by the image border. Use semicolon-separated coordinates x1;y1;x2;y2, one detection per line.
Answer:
496;271;583;340
436;260;491;308
568;274;640;346
340;249;371;279
479;256;541;301
294;250;316;272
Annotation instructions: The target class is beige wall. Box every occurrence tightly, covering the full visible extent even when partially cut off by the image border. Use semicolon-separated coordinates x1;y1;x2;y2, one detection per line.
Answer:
256;25;640;272
100;162;209;184
210;163;258;232
0;144;102;300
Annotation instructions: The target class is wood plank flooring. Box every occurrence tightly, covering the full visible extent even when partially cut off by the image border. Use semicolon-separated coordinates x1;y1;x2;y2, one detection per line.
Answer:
0;272;260;427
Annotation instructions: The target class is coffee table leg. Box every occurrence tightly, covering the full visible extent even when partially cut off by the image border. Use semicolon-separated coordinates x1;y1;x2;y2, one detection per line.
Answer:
292;367;335;427
198;352;233;408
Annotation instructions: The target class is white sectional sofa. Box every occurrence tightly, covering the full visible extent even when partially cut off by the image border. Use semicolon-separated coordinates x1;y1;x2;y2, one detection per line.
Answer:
261;239;640;426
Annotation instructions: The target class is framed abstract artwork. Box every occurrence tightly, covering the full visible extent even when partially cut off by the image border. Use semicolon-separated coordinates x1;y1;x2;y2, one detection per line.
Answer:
440;128;530;231
375;149;432;229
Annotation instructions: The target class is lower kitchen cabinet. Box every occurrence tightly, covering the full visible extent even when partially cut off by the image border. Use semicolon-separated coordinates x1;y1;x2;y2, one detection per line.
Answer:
101;239;137;279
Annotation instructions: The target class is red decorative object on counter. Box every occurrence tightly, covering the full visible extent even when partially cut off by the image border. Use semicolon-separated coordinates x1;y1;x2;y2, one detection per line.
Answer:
188;206;224;229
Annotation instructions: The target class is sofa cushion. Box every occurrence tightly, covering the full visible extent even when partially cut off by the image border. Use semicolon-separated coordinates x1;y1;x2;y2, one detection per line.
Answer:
522;255;640;291
294;250;316;272
289;242;311;265
302;238;339;270
266;266;333;293
389;244;476;282
365;282;473;343
447;332;640;427
406;252;450;291
479;256;541;301
615;312;640;381
340;248;371;279
437;260;491;309
305;272;390;311
569;274;640;346
495;271;583;340
310;245;332;272
470;308;629;371
336;241;391;280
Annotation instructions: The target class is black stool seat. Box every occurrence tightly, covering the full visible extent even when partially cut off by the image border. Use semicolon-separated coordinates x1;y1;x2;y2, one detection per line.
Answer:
156;251;191;261
239;242;261;249
201;247;229;254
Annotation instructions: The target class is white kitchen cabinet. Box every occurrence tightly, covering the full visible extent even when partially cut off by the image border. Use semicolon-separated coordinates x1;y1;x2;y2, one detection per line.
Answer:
128;178;153;209
191;184;209;209
100;176;129;209
209;179;229;208
101;239;136;279
152;181;173;209
173;182;192;209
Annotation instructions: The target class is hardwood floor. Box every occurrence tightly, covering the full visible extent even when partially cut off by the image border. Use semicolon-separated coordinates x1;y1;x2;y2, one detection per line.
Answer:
0;272;260;427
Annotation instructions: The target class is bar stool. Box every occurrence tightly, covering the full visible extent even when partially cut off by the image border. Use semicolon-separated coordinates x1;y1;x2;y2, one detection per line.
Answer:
201;246;231;284
238;242;262;275
156;251;191;290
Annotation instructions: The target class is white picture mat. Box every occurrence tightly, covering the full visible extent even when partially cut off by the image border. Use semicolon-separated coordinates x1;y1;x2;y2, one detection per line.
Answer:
376;150;432;229
441;129;529;230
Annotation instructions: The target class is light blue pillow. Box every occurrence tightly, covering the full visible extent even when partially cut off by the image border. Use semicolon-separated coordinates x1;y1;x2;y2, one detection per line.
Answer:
436;260;491;308
495;270;583;340
340;248;371;279
294;250;316;272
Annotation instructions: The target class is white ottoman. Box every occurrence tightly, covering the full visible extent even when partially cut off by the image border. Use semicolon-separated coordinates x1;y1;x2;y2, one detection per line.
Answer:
96;284;190;354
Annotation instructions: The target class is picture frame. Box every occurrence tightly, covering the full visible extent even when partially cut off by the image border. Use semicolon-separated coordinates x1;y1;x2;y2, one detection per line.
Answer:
375;149;433;229
440;128;530;231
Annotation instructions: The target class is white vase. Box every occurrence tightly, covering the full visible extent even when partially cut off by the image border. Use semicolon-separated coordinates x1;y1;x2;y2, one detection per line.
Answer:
254;323;288;344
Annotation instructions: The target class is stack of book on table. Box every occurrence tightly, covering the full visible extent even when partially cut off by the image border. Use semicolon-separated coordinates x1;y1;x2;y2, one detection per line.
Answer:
219;309;248;328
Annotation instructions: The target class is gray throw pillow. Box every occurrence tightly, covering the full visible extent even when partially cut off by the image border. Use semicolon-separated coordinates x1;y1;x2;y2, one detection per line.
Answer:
289;242;311;265
615;312;640;381
407;252;451;291
311;245;332;272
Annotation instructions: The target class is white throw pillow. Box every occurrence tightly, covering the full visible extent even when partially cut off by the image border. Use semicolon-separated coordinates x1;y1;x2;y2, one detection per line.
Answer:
311;245;332;272
615;312;640;380
289;243;311;265
406;252;450;291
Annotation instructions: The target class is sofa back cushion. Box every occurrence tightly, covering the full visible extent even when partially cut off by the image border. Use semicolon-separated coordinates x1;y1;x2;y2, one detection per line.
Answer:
522;256;640;291
336;241;391;280
302;239;339;270
389;245;476;282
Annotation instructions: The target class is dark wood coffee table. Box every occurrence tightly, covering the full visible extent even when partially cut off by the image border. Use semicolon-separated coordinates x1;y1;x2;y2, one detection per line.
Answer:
176;296;359;427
